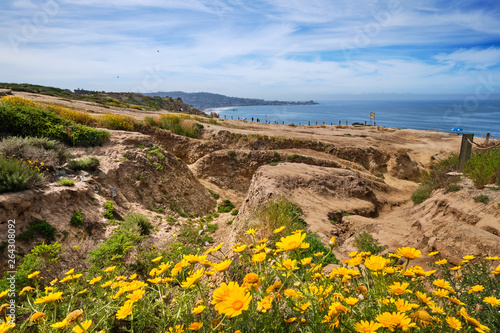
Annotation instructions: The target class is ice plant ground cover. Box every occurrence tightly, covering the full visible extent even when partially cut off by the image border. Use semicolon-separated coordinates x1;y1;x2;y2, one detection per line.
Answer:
1;229;498;332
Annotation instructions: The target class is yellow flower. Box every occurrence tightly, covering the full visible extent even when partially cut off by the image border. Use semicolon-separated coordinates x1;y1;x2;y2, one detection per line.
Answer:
89;276;102;285
72;320;92;333
284;289;298;298
65;309;83;325
468;285;484;294
284;317;296;323
432;288;450;298
396;247;421;260
446;316;462;331
212;259;232;272
116;301;133;319
50;279;58;285
354;320;383;333
167;324;185;333
428;251;439;256
181;269;204;289
463;255;475;260
28;271;40;279
435;259;448;265
329;236;337;248
152;256;162;262
51;319;69;329
19;286;34;295
233;244;247;253
30;312;45;323
394;299;413;312
387;282;411;295
483;296;500;306
345;297;359;306
65;268;75;275
433;279;454;292
191;305;206;314
246;228;257;236
59;276;72;283
34;292;63;304
257;295;273;313
376;311;416;331
213;282;252;317
486;256;499;260
104;266;116;273
252;252;266;262
301;257;312;265
78;289;87;295
276;231;306;251
189;322;203;330
273;226;285;233
364;255;390;271
493;264;500;275
126;289;145;302
243;273;261;289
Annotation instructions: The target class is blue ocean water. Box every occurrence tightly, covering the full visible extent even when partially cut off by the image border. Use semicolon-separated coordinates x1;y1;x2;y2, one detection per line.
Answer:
213;100;500;138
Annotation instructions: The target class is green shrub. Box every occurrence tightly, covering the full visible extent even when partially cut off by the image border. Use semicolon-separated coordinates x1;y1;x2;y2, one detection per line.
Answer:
473;194;490;204
208;189;220;199
68;156;100;171
206;223;218;233
446;184;461;192
159;114;202;138
217;199;235;213
231;209;239;216
0;155;45;193
17;220;57;243
122;213;153;236
227;150;236;158
353;231;388;254
70;209;84;227
0;242;61;291
0;102;109;146
60;177;74;186
0;136;70;168
464;148;500;188
411;153;459;204
103;200;114;219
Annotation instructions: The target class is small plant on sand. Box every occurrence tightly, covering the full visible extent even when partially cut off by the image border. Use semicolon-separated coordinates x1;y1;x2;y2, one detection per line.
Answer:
473;194;490;204
217;199;235;213
103;200;114;219
70;209;84;227
354;231;388;255
59;177;74;186
68;156;100;171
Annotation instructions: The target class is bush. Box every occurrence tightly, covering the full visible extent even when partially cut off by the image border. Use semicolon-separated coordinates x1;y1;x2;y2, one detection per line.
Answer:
159;114;202;138
0;136;70;169
70;209;84;227
60;177;74;186
103;200;114;219
0;97;110;146
0;155;45;193
96;113;136;131
230;209;239;216
68;156;100;171
464;148;500;188
17;220;57;243
473;194;490;204
353;231;388;254
122;213;153;236
217;199;235;213
411;153;459;204
208;189;220;199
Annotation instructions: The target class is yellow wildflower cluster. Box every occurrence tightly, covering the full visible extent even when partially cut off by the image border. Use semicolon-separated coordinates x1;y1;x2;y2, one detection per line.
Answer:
7;230;499;332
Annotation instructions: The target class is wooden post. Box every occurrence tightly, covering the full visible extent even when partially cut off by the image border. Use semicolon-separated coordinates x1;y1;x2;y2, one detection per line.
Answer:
458;133;474;172
339;120;341;125
486;133;490;145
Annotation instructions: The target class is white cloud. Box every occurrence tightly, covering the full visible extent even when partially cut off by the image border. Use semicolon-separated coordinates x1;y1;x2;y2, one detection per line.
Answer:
435;47;500;70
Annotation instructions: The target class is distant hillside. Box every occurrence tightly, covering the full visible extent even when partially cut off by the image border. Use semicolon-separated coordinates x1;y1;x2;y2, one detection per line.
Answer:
0;83;205;115
144;91;318;110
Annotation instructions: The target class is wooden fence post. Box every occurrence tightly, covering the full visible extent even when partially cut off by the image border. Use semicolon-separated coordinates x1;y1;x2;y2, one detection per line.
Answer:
458;133;474;172
486;133;490;144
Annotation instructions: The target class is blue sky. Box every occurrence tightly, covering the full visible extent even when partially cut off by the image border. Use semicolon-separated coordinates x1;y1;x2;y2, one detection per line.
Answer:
1;0;500;100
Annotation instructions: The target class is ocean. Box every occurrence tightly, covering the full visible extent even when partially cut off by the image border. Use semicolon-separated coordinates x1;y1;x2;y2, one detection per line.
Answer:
211;100;500;138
